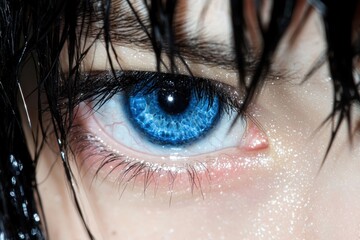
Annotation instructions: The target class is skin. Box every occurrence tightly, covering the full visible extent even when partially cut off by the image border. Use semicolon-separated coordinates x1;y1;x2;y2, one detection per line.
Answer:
29;0;360;239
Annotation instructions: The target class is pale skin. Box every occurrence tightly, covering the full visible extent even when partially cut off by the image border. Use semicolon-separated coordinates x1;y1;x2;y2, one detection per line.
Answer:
28;0;360;239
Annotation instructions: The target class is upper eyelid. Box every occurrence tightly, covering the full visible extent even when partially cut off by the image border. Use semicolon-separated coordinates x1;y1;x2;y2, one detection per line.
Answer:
80;36;260;73
67;38;293;89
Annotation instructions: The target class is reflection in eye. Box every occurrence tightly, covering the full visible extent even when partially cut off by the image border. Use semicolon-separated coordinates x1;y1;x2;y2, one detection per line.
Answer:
73;71;270;194
127;81;220;146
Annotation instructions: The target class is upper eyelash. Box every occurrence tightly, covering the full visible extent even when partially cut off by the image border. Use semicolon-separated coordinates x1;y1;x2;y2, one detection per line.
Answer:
62;70;245;116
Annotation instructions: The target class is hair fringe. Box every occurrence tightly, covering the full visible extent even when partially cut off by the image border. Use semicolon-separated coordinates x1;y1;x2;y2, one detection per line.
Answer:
0;0;359;239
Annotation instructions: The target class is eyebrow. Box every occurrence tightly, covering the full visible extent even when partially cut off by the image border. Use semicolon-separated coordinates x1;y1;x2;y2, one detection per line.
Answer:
80;0;259;72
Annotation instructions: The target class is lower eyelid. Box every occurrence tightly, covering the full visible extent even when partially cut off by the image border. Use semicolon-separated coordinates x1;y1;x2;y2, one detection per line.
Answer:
71;102;273;195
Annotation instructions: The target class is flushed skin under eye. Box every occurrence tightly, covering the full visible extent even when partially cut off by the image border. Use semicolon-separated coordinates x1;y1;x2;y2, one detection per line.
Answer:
71;71;271;195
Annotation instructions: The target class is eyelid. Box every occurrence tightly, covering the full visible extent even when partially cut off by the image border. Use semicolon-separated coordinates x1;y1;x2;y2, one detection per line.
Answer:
68;70;272;196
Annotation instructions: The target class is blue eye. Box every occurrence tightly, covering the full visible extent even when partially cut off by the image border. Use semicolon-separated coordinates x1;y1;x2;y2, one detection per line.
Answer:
127;85;221;146
89;71;247;156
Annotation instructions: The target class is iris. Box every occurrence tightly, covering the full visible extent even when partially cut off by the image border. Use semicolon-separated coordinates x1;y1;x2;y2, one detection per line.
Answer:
127;83;220;146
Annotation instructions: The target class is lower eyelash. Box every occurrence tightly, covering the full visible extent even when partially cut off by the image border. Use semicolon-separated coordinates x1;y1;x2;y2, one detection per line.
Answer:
69;126;212;198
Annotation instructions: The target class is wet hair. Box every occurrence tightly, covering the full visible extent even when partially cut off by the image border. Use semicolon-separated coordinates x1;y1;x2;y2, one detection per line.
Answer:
0;0;359;239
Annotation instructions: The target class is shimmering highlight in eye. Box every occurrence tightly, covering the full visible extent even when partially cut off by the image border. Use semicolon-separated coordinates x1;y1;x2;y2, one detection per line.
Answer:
127;87;220;146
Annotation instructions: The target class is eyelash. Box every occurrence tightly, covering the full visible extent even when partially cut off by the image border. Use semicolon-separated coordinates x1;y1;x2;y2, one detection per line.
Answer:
65;70;255;196
69;71;244;116
69;126;215;197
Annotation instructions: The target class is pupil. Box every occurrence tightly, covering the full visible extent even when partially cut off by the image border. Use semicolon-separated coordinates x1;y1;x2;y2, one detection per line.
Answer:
158;88;191;115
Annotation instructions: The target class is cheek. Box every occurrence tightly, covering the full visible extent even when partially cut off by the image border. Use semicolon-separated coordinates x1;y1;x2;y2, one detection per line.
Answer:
241;63;334;237
255;39;360;238
304;142;360;239
256;65;333;171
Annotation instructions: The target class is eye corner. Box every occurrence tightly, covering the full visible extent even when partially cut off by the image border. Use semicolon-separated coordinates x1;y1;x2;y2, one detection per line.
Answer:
240;120;269;151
